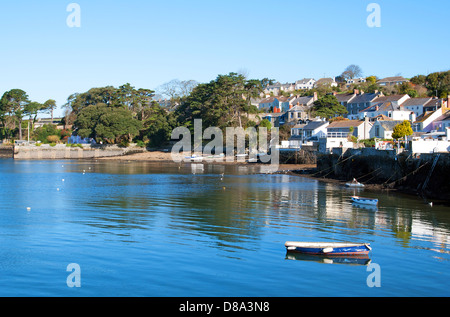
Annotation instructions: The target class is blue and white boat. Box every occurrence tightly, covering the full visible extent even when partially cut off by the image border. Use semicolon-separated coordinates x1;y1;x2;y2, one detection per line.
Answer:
351;196;378;206
285;242;372;256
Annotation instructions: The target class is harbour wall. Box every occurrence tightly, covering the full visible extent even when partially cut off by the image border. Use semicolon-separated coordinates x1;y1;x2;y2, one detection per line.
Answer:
0;145;13;158
316;148;450;201
13;144;145;160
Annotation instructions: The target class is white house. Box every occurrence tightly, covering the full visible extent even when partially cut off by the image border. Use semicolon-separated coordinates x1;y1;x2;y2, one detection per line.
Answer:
412;107;448;132
295;78;316;90
289;120;328;144
377;76;409;87
357;101;415;121
370;120;404;139
401;97;433;117
327;119;372;140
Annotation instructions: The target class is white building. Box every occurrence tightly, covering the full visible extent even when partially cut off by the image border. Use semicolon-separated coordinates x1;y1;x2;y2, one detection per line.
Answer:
295;78;316;90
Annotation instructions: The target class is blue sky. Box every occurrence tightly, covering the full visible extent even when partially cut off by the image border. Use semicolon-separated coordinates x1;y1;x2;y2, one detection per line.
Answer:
0;0;449;117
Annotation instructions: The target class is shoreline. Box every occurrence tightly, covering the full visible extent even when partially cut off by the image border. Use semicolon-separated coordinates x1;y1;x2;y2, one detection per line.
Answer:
100;150;449;205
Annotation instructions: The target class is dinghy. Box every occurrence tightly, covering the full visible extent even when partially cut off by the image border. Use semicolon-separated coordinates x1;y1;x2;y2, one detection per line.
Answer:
285;242;372;256
351;196;378;206
346;178;364;188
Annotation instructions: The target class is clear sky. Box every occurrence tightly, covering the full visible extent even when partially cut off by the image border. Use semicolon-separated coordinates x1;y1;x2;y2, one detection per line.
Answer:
0;0;449;117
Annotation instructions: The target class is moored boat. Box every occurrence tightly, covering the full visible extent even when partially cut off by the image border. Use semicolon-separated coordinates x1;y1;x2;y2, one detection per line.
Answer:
285;241;372;256
351;196;378;205
345;178;364;188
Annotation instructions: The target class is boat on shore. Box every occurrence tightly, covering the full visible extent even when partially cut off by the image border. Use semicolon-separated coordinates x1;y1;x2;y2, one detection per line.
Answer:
346;178;364;188
351;196;378;206
285;242;372;256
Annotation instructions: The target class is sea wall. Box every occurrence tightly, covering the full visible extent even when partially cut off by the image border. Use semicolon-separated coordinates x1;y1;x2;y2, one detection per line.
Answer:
13;144;145;160
317;148;450;201
0;145;13;158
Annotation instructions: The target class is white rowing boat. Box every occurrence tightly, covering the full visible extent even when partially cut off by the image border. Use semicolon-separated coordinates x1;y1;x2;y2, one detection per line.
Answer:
346;178;364;188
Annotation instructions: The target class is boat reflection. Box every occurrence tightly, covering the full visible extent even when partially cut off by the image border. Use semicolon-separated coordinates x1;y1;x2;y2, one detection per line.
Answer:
285;252;372;266
352;202;378;211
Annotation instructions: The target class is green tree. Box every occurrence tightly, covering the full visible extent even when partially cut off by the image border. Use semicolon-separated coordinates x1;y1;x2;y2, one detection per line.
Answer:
74;103;142;144
0;89;30;140
392;120;413;140
312;95;348;119
43;99;57;122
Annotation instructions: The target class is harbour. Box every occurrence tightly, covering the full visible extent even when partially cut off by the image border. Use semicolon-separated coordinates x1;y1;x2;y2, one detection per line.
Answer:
0;158;449;296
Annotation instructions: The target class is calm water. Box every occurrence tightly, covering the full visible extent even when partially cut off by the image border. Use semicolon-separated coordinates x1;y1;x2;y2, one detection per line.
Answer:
0;158;449;297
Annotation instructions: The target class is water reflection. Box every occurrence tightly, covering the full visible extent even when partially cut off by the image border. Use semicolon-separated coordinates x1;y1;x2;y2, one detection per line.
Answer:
2;159;449;259
285;252;372;266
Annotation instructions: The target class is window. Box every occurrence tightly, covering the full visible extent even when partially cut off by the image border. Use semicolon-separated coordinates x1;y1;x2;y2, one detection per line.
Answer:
375;126;380;137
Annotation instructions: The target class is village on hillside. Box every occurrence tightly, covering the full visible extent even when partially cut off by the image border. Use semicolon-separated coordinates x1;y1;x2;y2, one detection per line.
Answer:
250;75;450;155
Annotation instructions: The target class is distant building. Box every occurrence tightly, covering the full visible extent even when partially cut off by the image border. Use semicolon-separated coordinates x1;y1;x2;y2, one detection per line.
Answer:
370;120;404;139
295;78;316;90
377;76;409;87
401;97;433;117
314;77;338;88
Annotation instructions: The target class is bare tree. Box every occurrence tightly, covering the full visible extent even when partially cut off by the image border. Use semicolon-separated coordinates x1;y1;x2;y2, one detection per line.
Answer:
341;65;363;80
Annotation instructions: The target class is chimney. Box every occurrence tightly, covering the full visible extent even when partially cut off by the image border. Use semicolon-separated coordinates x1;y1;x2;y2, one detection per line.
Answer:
332;92;337;96
289;104;293;110
354;89;359;95
313;91;318;101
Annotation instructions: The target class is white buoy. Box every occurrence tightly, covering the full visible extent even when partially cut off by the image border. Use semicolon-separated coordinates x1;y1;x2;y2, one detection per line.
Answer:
62;179;65;182
26;207;31;211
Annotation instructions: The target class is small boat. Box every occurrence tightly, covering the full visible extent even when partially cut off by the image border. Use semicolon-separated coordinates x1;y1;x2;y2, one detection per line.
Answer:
346;178;364;188
185;155;203;162
285;242;372;256
351;196;378;206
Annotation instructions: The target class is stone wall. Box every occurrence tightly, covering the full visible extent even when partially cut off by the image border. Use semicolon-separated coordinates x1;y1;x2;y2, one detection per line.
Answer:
0;145;13;158
317;149;450;201
13;144;145;160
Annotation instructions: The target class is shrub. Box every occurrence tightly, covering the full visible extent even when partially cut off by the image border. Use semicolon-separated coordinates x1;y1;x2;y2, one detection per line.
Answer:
47;135;60;143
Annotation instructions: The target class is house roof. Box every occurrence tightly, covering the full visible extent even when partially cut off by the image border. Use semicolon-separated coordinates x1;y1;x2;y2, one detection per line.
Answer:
433;110;450;122
377;76;409;83
303;121;328;130
349;93;379;104
424;99;442;109
296;78;315;84
327;120;365;128
376;120;404;131
414;111;435;123
335;93;356;103
292;123;307;129
371;94;409;103
401;97;433;107
290;95;314;106
315;78;335;85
